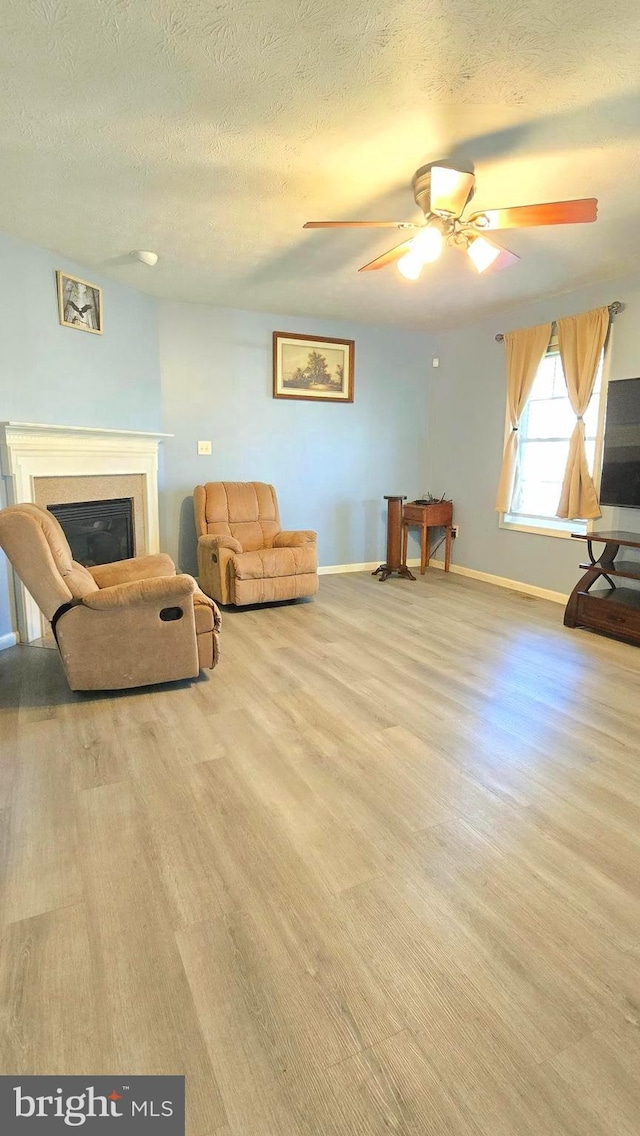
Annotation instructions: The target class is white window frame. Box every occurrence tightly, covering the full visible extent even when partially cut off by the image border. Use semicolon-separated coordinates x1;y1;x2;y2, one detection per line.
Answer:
499;335;611;539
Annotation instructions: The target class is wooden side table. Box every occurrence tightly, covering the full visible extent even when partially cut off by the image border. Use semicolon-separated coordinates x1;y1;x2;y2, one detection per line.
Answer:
402;500;453;574
372;496;416;582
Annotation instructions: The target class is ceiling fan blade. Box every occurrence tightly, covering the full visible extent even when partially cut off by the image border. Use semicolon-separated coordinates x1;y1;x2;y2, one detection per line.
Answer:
358;239;415;272
429;166;475;217
467;198;597;230
466;235;520;273
303;220;418;229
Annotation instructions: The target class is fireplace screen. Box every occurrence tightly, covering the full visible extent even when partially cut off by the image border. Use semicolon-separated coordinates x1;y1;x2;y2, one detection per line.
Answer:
48;497;134;567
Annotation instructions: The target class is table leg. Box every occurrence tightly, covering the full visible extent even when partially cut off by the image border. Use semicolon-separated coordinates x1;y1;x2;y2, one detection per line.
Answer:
372;495;415;582
420;524;427;574
444;525;452;572
402;524;408;568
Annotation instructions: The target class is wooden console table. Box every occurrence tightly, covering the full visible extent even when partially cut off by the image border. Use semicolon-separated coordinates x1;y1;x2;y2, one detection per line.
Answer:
564;530;640;645
402;500;453;574
372;496;416;582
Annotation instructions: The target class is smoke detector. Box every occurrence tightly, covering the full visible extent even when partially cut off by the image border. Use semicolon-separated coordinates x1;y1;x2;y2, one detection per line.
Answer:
131;250;158;267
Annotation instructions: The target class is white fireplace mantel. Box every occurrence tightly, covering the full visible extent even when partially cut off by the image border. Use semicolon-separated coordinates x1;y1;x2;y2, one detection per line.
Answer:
0;421;173;643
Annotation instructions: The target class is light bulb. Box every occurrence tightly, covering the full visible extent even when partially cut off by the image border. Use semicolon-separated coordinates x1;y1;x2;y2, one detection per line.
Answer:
411;226;443;263
397;226;443;279
397;253;423;280
467;235;500;273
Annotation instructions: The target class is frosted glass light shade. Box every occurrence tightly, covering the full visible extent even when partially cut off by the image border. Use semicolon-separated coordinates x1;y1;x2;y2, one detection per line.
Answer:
397;254;423;280
430;166;475;216
397;226;443;279
411;226;443;263
467;235;501;273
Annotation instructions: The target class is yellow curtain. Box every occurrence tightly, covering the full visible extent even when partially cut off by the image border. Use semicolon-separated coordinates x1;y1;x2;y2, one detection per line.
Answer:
495;322;552;513
556;306;609;520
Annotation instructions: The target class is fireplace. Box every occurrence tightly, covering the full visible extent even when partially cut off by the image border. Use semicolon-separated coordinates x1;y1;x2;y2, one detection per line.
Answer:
0;421;169;643
48;497;134;567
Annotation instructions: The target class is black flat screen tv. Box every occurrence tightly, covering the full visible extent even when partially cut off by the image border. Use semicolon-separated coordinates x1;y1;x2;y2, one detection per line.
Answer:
600;377;640;509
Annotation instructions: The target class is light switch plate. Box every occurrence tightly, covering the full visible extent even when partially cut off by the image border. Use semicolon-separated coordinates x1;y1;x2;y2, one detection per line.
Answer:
197;440;212;455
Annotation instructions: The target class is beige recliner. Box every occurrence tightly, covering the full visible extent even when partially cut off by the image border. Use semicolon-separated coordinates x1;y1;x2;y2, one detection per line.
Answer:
195;482;318;605
0;503;221;691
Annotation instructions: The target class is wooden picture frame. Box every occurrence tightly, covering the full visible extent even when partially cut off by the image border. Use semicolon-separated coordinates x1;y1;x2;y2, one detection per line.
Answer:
56;271;103;334
273;331;354;402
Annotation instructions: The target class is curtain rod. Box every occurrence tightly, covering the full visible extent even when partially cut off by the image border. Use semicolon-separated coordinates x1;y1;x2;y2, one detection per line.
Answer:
494;300;625;342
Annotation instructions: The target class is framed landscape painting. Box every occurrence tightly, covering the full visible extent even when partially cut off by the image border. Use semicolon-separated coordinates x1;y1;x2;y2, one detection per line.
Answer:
57;271;103;334
273;332;354;402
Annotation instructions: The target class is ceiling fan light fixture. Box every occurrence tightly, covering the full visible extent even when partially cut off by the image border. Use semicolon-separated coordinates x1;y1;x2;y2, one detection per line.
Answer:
397;252;424;280
304;166;596;278
412;225;444;263
397;225;443;279
467;234;501;273
429;166;475;217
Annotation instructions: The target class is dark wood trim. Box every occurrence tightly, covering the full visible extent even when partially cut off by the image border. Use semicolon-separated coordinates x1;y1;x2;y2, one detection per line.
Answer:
272;331;355;403
571;530;640;550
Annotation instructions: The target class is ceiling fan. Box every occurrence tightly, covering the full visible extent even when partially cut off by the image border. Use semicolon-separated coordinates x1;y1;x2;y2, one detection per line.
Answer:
303;161;598;280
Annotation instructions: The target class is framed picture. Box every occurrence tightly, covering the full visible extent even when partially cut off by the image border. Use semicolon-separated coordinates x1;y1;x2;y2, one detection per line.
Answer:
56;271;103;334
273;331;354;402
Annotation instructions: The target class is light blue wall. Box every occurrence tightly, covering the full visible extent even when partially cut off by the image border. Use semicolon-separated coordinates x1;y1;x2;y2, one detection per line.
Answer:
0;231;160;430
7;226;640;645
0;229;161;642
427;272;640;596
159;303;432;573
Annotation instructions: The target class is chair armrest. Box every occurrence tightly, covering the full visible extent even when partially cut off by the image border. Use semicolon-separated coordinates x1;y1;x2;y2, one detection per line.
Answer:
198;533;243;554
193;587;223;633
82;574;196;611
89;553;176;588
273;530;317;547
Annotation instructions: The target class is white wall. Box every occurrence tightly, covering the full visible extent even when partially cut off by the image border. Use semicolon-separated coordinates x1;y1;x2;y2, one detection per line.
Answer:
0;229;161;645
427;272;640;596
159;303;432;573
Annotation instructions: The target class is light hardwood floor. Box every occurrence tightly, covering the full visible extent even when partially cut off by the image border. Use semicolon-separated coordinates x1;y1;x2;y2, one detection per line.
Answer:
1;569;640;1135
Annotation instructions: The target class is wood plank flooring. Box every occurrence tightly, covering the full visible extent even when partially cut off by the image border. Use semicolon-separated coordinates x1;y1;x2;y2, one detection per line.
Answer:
1;568;640;1135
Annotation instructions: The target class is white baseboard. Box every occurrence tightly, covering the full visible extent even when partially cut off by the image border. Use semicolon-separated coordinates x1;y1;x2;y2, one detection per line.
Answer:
428;558;568;604
318;558;567;605
318;559;421;575
0;631;19;651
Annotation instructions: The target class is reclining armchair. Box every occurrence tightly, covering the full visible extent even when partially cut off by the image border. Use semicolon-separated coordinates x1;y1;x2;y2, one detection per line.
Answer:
195;481;318;605
0;503;221;691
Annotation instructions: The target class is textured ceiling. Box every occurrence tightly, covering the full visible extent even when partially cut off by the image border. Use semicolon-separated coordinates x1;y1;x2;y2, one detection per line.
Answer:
2;0;640;329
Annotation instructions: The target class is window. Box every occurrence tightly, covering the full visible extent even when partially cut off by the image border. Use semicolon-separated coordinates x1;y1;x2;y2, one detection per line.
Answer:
502;338;604;536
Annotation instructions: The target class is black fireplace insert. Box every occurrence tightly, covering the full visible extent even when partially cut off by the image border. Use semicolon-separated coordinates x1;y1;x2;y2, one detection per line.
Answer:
48;497;134;567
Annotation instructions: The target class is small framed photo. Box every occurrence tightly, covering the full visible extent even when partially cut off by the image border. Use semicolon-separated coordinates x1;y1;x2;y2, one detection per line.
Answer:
57;271;103;334
273;332;354;402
